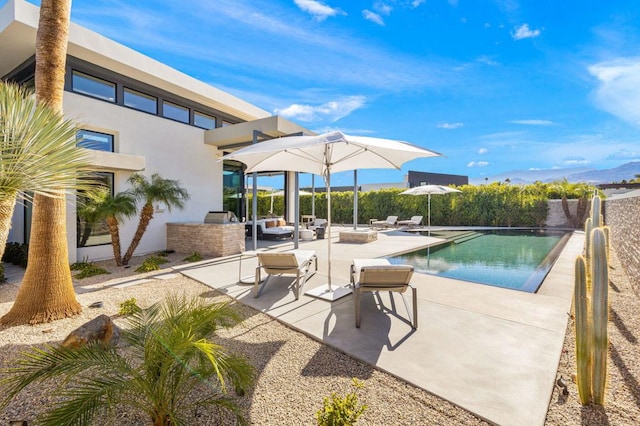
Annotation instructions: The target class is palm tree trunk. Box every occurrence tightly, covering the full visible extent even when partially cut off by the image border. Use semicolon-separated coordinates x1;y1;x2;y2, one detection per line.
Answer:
122;203;154;265
0;196;17;261
106;216;124;266
0;0;80;325
1;192;81;324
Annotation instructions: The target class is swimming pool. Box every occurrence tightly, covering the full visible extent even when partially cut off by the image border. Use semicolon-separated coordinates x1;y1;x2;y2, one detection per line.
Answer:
387;229;572;293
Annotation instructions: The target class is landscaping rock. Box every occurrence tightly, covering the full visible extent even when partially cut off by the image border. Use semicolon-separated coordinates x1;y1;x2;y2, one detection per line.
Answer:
61;314;120;348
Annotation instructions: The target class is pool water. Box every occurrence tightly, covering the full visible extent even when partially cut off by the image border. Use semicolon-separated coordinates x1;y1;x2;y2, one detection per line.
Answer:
387;229;571;293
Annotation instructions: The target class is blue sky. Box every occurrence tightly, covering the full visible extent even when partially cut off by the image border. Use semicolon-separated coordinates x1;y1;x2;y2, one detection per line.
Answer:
27;1;640;186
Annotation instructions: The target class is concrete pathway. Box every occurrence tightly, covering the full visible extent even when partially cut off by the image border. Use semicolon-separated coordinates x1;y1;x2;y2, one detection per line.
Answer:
175;227;583;426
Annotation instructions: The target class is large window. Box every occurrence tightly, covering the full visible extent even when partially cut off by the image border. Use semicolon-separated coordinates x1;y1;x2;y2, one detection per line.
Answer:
71;71;116;102
77;129;114;152
194;111;216;129
162;101;189;123
77;172;114;247
124;87;157;114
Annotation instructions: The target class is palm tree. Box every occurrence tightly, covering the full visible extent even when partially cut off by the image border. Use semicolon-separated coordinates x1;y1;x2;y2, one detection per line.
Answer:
0;82;93;261
0;295;255;425
0;0;82;325
78;187;137;265
122;173;189;265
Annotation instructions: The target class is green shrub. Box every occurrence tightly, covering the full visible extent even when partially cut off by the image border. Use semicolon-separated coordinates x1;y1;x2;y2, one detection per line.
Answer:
70;256;92;271
135;255;169;273
316;378;367;426
183;251;203;262
0;263;5;284
118;298;140;316
74;263;110;279
3;242;28;267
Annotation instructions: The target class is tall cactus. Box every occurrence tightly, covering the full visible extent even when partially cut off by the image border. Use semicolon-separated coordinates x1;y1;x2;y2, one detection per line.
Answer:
574;192;609;406
584;217;593;263
591;193;602;228
574;255;592;404
591;228;609;405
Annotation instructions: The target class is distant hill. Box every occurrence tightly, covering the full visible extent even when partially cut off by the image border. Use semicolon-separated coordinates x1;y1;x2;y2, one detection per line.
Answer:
470;162;640;185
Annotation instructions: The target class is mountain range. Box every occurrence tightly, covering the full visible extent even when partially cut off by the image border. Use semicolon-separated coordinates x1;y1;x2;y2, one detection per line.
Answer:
470;162;640;185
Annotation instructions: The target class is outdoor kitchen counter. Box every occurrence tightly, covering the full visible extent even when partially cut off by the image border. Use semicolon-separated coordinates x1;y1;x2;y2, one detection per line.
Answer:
166;222;245;257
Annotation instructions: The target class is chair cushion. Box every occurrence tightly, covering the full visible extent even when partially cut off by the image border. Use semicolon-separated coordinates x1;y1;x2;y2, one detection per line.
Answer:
265;220;276;228
277;218;287;227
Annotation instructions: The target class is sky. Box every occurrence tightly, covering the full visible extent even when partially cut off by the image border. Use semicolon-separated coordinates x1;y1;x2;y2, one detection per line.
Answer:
23;1;640;186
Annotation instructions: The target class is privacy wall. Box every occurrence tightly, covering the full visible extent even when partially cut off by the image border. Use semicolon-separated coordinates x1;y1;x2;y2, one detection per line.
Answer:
604;192;640;295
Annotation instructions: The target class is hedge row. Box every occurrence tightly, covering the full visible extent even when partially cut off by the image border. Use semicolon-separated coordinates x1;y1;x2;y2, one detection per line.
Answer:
245;181;596;227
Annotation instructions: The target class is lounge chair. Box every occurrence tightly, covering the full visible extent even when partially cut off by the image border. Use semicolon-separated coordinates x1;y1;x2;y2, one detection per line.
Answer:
350;259;417;329
254;250;318;300
370;215;398;229
397;216;423;227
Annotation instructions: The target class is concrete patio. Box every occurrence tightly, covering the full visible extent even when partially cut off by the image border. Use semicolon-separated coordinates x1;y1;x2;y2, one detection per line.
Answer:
174;227;583;426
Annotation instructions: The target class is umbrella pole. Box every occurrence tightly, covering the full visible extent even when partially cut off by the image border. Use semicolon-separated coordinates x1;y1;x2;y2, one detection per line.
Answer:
428;193;431;237
304;150;351;301
326;170;332;290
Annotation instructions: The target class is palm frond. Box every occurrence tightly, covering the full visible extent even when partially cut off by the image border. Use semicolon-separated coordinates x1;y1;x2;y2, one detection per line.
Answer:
0;82;99;198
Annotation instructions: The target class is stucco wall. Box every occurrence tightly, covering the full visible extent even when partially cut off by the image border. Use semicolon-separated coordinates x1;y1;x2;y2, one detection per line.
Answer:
545;199;590;229
604;192;640;295
65;92;223;262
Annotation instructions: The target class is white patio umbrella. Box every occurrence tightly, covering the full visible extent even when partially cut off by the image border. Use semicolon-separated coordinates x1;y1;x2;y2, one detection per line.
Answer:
222;130;441;301
400;185;462;235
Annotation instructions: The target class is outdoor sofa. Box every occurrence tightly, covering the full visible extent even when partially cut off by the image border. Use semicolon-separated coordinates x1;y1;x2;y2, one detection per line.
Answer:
245;218;294;240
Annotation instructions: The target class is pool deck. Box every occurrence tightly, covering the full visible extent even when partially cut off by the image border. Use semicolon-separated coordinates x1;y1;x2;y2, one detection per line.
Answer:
175;226;583;426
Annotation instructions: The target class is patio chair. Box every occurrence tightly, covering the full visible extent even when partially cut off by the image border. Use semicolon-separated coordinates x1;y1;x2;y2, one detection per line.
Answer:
397;215;423;227
254;250;318;300
370;215;398;229
351;260;417;329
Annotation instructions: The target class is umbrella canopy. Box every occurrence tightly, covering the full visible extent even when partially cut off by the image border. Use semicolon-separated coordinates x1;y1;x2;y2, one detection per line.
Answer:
400;185;462;234
222;130;441;300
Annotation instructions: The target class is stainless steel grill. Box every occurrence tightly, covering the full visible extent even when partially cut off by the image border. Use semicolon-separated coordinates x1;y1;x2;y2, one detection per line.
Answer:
204;211;238;224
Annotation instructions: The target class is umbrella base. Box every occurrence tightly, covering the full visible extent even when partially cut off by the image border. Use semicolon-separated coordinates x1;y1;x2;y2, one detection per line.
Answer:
305;285;352;301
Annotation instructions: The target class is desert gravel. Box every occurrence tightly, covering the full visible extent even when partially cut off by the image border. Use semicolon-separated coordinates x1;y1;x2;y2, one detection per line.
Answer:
0;249;638;425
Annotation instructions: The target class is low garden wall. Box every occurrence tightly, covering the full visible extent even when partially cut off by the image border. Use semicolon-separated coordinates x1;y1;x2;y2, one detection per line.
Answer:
604;191;640;295
545;199;590;228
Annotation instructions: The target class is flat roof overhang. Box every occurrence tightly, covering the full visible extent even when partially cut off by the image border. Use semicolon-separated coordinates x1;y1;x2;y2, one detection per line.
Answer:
83;149;146;172
0;0;269;122
205;115;316;151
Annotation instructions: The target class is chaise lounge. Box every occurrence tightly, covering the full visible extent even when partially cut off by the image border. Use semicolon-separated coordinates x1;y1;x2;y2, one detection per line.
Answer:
397;215;423;227
370;215;398;229
350;258;417;329
254;249;318;300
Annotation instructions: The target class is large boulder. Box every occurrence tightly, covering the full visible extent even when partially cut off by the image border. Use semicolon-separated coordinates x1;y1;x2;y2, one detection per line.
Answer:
62;314;121;348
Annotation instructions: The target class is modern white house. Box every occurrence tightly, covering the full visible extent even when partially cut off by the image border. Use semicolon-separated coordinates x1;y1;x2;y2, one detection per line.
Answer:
0;0;312;262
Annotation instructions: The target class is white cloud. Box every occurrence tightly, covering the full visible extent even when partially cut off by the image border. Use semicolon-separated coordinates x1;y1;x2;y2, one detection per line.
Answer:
511;24;541;40
509;119;554;126
589;58;640;126
274;95;366;122
362;10;385;25
467;161;490;167
478;148;488;154
562;157;590;166
477;55;499;66
437;122;464;129
374;2;393;15
411;0;426;7
607;149;640;160
294;0;344;21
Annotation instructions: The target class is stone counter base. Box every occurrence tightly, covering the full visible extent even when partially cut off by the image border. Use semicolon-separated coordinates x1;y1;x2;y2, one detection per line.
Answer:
167;223;244;257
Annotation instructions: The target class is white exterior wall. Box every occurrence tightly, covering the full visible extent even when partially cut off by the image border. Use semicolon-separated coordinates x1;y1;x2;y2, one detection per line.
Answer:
64;92;222;262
